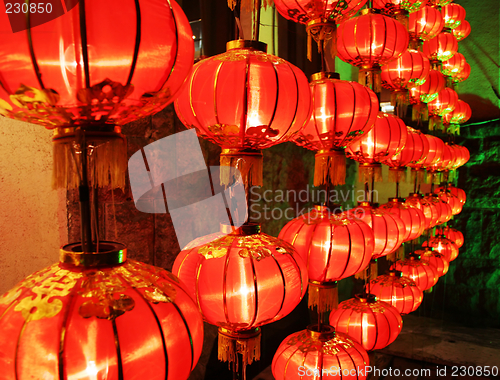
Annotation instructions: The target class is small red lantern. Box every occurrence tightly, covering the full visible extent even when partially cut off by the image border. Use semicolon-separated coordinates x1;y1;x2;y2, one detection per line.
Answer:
441;3;466;30
444;99;472;125
369;270;423;314
410;69;446;122
427;88;459;130
405;193;439;230
436;226;464;248
434;186;463;215
424;193;452;226
329;294;403;351
423;235;459;261
426;142;453;173
436;185;466;205
451;62;471;84
175;40;312;186
421;134;445;170
346;113;408;182
422;32;458;63
273;0;368;24
379;198;426;242
293;72;379;186
405;128;430;181
391;253;438;291
347;203;405;259
272;325;370;380
173;224;307;368
409;6;444;43
441;53;467;77
419;247;449;276
453;20;471;41
383;126;418;182
336;9;409;92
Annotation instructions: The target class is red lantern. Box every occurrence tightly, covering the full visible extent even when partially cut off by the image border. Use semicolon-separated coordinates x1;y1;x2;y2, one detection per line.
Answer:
410;69;446;108
444;99;472;125
427;142;453;172
346;113;408;182
422;32;458;63
434;186;463;215
441;53;467;77
423;235;459;261
391;253;438;291
419;247;449;276
293;72;379;186
0;244;204;380
424;193;452;225
329;294;403;351
369;270;423;314
427;88;459;131
421;134;445;170
279;206;374;312
273;0;368;24
173;224;307;367
379;198;426;242
409;6;444;43
272;325;370;380
382;126;419;182
451;62;471;84
453;20;471;41
405;193;439;230
441;3;466;30
347;203;405;259
336;9;409;92
174;40;312;186
405;128;430;170
436;226;464;248
436;185;466;205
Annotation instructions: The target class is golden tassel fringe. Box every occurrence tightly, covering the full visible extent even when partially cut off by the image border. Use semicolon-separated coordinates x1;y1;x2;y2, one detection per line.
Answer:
411;169;425;185
218;327;261;368
358;66;382;93
429;116;442;131
220;149;263;187
308;281;338;313
354;260;378;281
370;260;378;281
314;150;346;187
385;251;397;263
391;90;409;118
388;168;407;183
412;102;429;123
358;163;383;183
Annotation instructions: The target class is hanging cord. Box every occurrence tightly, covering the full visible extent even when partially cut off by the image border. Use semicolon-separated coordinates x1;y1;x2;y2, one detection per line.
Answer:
233;0;244;40
252;0;262;41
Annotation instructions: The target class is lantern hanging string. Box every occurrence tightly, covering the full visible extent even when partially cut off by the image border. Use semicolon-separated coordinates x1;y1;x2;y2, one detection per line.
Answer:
253;0;262;41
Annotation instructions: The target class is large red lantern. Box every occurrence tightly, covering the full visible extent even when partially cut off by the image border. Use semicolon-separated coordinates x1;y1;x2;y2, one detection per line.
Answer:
173;224;307;367
279;206;374;312
441;53;467;77
347;203;405;259
422;32;458;63
453;20;471;41
451;62;471;84
293;73;378;186
405;193;438;230
379;198;426;242
423;234;459;261
419;247;449;276
436;226;464;248
336;9;409;92
409;6;444;43
175;40;312;186
346;113;408;182
369;270;423;314
329;294;403;351
410;69;446;104
0;244;204;380
441;3;466;30
391;254;438;291
0;0;194;189
272;325;370;380
444;99;472;125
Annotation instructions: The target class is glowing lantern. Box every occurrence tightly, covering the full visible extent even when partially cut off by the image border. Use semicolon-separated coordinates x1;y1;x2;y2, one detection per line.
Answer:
272;325;370;380
369;270;423;314
419;247;449;276
405;129;430;183
173;224;307;368
436;226;464;248
0;243;204;380
453;20;471;41
434;186;463;215
444;99;472;125
278;206;374;312
424;193;452;226
421;134;445;170
329;294;403;351
346;113;408;182
293;72;378;186
382;126;419;182
409;6;444;44
405;193;439;230
426;142;453;173
336;9;409;92
347;203;405;259
175;40;312;186
441;53;467;76
441;3;466;30
410;69;446;104
422;32;458;63
436;185;466;205
391;253;438;291
424;234;459;262
379;198;426;242
451;62;471;84
427;88;459;130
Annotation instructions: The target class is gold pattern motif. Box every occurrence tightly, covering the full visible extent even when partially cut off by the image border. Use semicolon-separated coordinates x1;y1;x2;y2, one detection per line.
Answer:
286;330;358;356
213;50;286;65
340;298;388;313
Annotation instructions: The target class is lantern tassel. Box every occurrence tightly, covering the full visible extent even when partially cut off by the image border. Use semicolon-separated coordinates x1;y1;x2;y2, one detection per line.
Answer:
358;65;381;93
411;169;425;185
358;163;383;183
218;327;261;369
314;150;346;187
412;102;429;123
429;116;442;131
388;168;407;183
220;149;263;187
391;90;409;118
308;281;338;313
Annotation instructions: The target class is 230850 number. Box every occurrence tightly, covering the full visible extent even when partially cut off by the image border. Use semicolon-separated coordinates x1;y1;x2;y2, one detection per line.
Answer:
5;3;53;14
451;366;499;377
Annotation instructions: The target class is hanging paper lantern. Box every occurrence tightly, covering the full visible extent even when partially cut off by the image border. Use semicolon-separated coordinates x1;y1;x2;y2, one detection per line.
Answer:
346;113;408;182
336;9;409;92
427;87;459;130
444;99;472;125
426;142;453;173
404;129;430;183
379;198;426;242
329;294;403;351
0;0;194;190
410;69;446;104
441;3;466;30
279;206;374;312
436;185;466;205
419;247;449;276
436;226;464;248
369;270;423;314
422;32;458;63
434;186;463;215
420;134;445;171
175;40;312;187
441;53;467;76
347;203;405;259
391;253;438;291
382;126;418;182
272;325;370;380
293;72;378;186
372;0;424;27
424;193;452;226
173;224;307;368
405;193;439;230
423;234;459;262
451;62;471;84
409;6;444;44
0;243;204;380
453;20;471;41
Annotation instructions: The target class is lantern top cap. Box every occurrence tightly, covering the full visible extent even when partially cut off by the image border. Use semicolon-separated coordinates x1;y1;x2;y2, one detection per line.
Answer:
220;223;261;236
226;40;267;53
306;324;336;341
310;72;340;82
358;201;378;208
355;293;377;303
388;269;403;278
360;8;382;16
409;192;423;198
314;204;343;214
60;241;127;267
408;253;422;260
389;197;406;203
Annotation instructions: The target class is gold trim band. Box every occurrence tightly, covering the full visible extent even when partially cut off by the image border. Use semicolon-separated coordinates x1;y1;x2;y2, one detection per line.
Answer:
220;223;261;236
226;40;267;52
60;241;127;267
